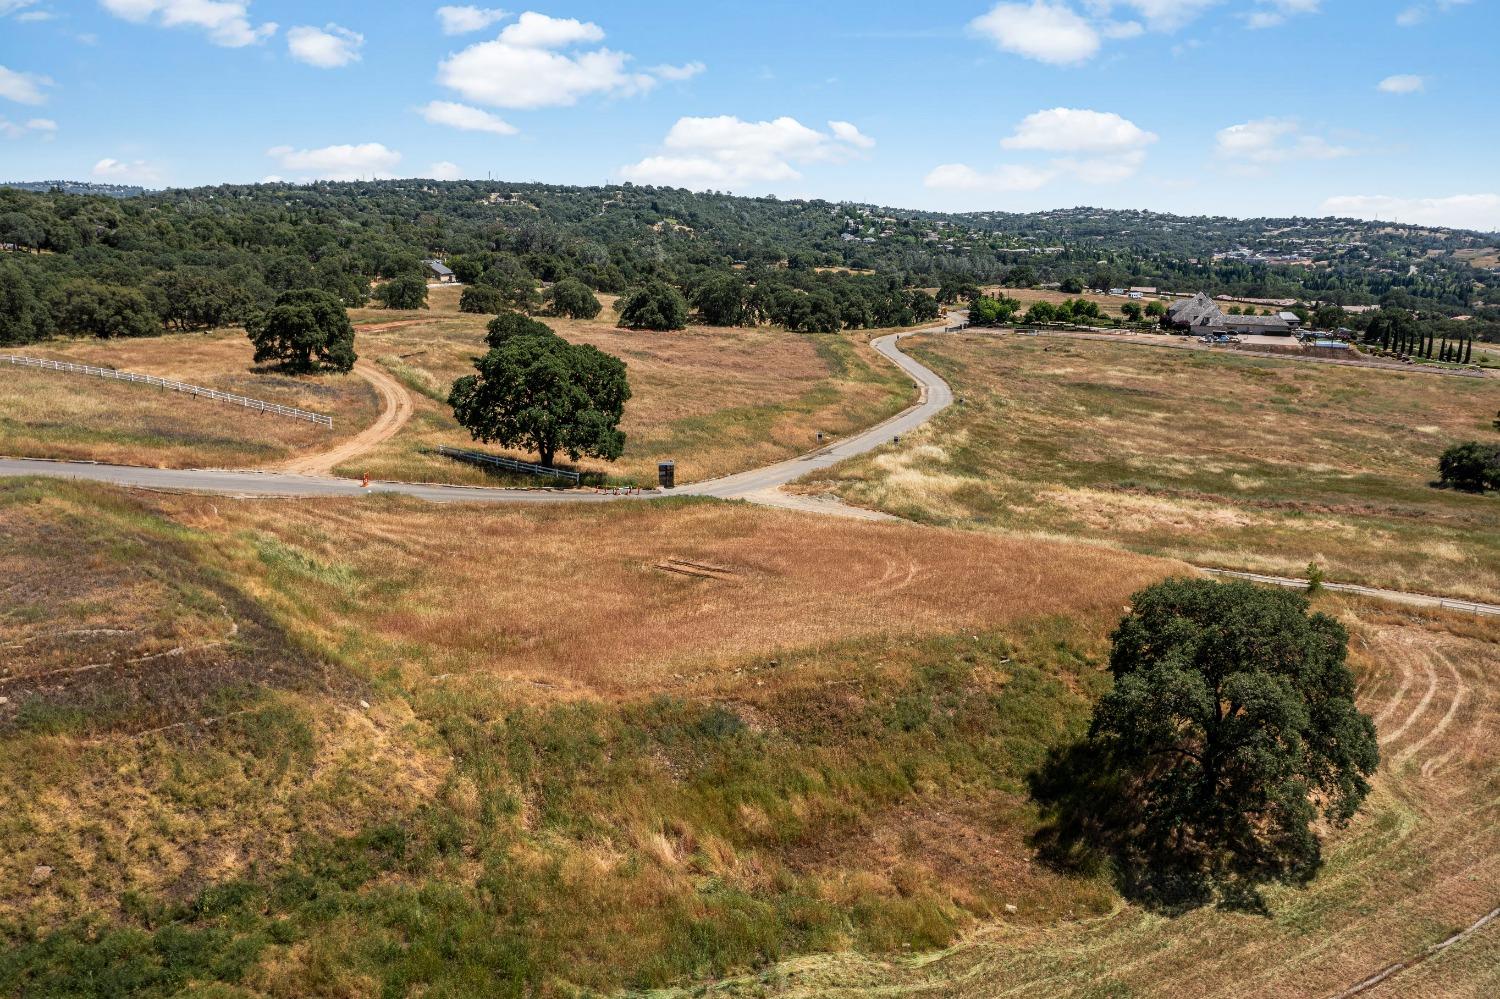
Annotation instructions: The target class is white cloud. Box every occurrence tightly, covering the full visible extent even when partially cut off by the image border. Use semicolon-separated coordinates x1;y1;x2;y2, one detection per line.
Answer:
1243;0;1319;29
0;64;51;104
1215;118;1352;164
649;61;706;82
1377;73;1425;94
435;5;509;35
1;1;49;19
1320;193;1500;233
428;161;464;181
1083;1;1222;31
1001;107;1158;152
421;100;517;135
92;157;164;184
99;0;276;47
437;11;688;109
266;142;402;181
829;120;876;149
924;162;1057;192
1396;0;1471;27
497;11;602;47
287;24;363;68
969;2;1100;65
619;115;874;190
926;106;1154;194
0;115;56;139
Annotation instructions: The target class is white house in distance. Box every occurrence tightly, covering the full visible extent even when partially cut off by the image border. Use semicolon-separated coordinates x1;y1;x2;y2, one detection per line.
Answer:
423;259;456;283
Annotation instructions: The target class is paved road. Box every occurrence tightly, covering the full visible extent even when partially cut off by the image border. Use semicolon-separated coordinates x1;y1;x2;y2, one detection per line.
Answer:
0;326;953;507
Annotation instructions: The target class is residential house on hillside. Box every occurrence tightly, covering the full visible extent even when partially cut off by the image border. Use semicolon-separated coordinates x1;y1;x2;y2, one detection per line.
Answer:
423;259;455;283
1166;292;1224;331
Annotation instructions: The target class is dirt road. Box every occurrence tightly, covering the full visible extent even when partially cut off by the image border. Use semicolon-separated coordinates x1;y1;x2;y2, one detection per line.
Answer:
269;360;414;476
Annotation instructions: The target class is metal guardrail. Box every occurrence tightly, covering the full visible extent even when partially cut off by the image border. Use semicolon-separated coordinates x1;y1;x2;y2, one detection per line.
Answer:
0;353;334;428
434;445;580;484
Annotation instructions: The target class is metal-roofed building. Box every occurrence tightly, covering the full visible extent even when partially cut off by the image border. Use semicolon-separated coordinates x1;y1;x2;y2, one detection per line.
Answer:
423;259;456;283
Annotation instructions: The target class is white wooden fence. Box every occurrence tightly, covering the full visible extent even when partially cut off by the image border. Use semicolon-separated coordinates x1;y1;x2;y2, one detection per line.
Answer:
0;353;334;428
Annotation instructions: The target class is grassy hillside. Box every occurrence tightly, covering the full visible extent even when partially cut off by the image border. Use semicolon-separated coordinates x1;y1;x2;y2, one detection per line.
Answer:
806;332;1500;602
0;479;1171;996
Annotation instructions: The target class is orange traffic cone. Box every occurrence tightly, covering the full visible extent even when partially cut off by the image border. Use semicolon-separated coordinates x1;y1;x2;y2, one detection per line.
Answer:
362;472;370;488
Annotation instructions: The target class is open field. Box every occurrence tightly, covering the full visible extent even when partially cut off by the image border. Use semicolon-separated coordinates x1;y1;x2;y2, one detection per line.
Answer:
1;288;914;485
0;478;1173;994
667;602;1500;999
340;299;916;486
3;479;1494;997
806;332;1500;603
0;332;380;468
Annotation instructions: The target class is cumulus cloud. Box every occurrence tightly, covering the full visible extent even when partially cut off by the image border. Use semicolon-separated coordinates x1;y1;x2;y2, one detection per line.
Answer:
92;157;164;184
0;115;56;139
99;0;276;47
287;24;363;68
437;11;692;109
1214;118;1352;164
0;64;51;104
929;106;1155;194
619;115;874;191
1377;73;1425;94
1001;107;1158;152
266;142;402;181
498;11;602;47
427;161;464;181
435;5;509;35
421;100;517;135
969;2;1100;65
968;1;1240;65
1321;193;1500;233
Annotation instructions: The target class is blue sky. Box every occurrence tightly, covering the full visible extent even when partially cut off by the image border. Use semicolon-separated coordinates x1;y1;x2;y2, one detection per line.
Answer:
1;1;1497;229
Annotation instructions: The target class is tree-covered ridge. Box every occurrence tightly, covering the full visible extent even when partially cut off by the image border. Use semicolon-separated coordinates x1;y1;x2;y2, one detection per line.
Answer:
1;179;1497;346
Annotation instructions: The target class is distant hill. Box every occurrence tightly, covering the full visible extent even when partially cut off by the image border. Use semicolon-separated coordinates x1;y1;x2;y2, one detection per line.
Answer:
2;180;149;198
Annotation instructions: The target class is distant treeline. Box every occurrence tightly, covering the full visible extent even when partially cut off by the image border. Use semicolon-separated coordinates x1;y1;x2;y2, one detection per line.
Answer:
0;180;1495;345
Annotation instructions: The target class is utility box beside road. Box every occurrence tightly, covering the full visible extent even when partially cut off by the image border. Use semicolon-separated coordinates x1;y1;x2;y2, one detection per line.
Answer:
658;460;676;489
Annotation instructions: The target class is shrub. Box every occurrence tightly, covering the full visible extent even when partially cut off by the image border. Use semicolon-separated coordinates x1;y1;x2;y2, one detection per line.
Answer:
460;285;508;315
1437;441;1500;493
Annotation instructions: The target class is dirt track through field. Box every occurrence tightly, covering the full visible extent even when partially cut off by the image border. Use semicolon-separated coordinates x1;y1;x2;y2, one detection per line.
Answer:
269;360;414;475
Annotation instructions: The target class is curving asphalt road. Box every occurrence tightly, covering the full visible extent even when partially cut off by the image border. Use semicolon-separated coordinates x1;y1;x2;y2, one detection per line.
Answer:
0;328;951;507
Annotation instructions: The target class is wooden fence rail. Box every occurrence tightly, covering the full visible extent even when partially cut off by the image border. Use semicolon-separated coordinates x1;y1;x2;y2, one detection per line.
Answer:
433;445;581;484
0;353;334;428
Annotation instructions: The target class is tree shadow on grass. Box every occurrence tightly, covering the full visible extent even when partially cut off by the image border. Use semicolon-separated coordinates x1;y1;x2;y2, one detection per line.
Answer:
1027;740;1315;916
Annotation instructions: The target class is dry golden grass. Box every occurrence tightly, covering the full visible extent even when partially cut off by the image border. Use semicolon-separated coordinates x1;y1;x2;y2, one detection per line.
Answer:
659;601;1500;999
171;492;1176;696
0;480;445;927
0;331;379;468
341;300;914;486
809;333;1500;602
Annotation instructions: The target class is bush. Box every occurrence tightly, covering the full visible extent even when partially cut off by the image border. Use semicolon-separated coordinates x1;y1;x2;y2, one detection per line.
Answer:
1437;441;1500;493
617;281;689;331
485;311;555;348
459;285;508;315
547;278;601;320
